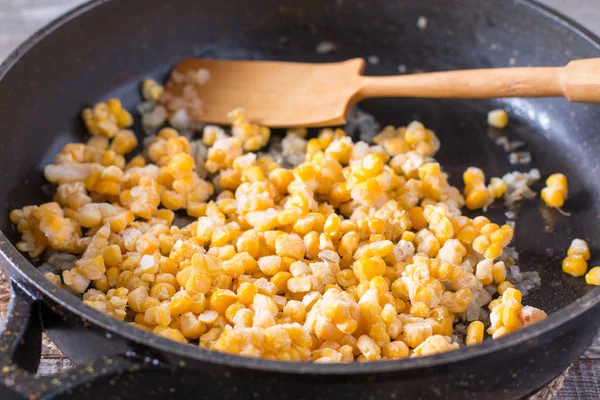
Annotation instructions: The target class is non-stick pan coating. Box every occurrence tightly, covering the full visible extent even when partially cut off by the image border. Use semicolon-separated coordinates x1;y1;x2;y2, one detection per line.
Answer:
0;0;598;399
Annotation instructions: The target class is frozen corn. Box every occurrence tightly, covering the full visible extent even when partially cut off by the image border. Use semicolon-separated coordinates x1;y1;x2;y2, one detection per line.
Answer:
10;92;553;363
541;173;568;208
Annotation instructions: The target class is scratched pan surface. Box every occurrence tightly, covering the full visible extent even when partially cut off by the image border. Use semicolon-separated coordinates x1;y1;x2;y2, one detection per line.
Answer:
0;0;599;399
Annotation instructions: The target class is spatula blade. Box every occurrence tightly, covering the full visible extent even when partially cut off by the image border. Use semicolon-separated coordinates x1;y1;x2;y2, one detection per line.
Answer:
160;58;365;127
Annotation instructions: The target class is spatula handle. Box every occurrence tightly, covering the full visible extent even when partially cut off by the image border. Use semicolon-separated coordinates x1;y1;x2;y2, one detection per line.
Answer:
358;59;600;102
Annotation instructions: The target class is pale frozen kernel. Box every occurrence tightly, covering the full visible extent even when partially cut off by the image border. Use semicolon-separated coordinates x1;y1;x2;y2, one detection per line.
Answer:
487;109;509;129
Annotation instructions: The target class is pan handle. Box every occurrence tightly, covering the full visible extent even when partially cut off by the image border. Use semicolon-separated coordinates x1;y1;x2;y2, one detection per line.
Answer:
0;280;43;374
0;279;158;400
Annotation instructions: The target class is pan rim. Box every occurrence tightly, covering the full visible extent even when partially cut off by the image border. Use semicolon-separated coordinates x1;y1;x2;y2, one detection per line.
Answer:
0;0;599;375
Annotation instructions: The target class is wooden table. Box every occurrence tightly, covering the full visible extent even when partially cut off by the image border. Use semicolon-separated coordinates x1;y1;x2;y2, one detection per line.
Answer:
1;0;599;398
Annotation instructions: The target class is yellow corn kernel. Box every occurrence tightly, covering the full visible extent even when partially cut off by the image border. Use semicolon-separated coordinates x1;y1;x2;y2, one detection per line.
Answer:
353;256;387;281
356;335;381;361
141;295;160;311
502;288;522;304
541;173;568;207
432;261;454;282
323;214;341;238
502;302;523;329
489;177;507;198
337;269;359;287
209;289;237;314
271;271;292;292
585;267;600;286
105;266;120;285
179;312;206;339
409;207;427;230
237;282;258;305
490;226;513;247
258;255;282;276
275;234;306;259
381;341;408;359
184;273;211;295
456;225;478;244
466;187;492;210
92;277;109;292
546;173;568;193
141;78;164;101
154;327;187;343
367;218;385;235
189;293;207;314
463;167;485;186
126;155;145;168
562;255;588;277
330;182;352;206
410;301;430;318
466;321;484;346
484;243;502;260
287;276;312;293
111;130;138;155
236;231;259;258
438;315;454;337
169;291;193;315
303;231;320;260
338;231;359;260
413;334;459;357
218;169;241;191
229;253;258;277
541;187;565;208
497;280;514;295
369;321;390;347
567;238;590;261
77;255;106;281
94;180;120;196
400;231;415;242
391;278;409;301
144;303;172;326
158;257;178;276
166;153;195;180
442;288;472;314
403;322;433;349
224;302;245;323
269;168;294;194
488;299;502;313
150;282;176;301
102;244;122;267
243;166;265;183
472;235;491;254
487;109;509;129
354;240;393;259
44;272;62;286
369;276;389;295
475;259;493;285
471;216;489;230
492;261;507;283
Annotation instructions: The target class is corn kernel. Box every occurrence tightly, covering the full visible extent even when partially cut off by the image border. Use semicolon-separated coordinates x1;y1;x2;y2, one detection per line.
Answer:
466;321;484;346
562;255;588;277
567;238;590;261
586;266;600;286
487;109;509;129
353;257;387;281
497;280;514;295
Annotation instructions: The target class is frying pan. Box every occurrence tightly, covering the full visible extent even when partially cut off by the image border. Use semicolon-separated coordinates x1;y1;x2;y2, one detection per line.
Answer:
0;0;599;399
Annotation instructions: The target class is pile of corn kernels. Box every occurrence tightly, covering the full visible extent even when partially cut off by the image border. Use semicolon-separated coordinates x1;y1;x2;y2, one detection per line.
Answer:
15;78;594;363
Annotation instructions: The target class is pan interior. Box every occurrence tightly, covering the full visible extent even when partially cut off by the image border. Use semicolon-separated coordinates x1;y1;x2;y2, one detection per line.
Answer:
0;0;598;320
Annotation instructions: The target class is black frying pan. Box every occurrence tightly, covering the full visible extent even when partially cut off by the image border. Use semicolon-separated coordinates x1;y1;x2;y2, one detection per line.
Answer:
0;0;599;399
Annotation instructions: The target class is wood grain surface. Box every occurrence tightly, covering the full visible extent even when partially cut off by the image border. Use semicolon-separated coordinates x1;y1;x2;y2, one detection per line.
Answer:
0;0;599;398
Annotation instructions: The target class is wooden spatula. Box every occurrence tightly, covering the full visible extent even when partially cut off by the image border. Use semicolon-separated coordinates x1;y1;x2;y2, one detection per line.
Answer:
160;58;600;128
